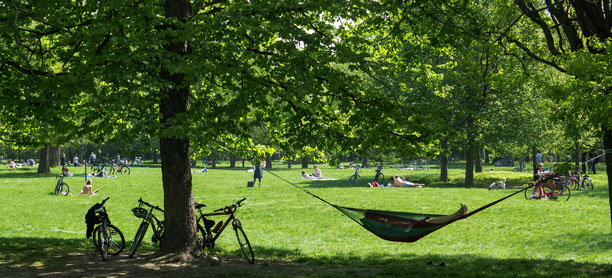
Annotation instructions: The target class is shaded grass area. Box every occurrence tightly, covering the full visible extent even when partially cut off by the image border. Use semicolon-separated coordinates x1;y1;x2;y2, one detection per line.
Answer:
0;163;611;277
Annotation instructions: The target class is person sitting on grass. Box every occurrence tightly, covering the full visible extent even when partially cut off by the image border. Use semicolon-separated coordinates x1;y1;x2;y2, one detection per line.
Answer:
80;179;98;195
391;176;424;188
312;165;322;177
62;165;71;177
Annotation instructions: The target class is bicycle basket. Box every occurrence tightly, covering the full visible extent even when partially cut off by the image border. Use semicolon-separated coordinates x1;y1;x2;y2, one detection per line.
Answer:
131;207;148;218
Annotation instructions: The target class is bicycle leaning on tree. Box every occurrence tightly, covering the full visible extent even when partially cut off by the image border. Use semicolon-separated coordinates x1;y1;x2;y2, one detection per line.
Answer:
128;198;165;258
195;197;254;264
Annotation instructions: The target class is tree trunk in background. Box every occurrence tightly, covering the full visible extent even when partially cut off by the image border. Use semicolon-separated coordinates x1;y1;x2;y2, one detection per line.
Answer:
603;125;612;230
211;153;217;168
485;149;490;164
265;156;272;169
440;141;448;182
153;151;159;164
581;152;587;173
574;142;581;168
531;146;537;176
465;145;474;186
301;156;309;168
37;143;51;174
362;156;369;168
474;146;482;173
157;0;200;258
287;160;292;169
49;146;60;167
229;154;236;168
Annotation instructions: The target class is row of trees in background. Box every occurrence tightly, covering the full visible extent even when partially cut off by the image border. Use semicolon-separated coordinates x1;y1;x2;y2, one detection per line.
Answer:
2;0;611;258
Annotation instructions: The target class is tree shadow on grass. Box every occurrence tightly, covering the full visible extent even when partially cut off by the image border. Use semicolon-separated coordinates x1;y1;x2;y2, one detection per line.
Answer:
0;168;57;179
3;237;610;277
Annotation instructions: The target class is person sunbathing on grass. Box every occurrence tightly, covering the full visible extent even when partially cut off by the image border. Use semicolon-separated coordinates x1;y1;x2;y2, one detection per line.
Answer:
301;171;330;179
391;176;424;188
425;204;468;224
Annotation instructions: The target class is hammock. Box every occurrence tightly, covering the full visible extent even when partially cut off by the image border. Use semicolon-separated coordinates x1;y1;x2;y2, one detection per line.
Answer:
266;170;536;242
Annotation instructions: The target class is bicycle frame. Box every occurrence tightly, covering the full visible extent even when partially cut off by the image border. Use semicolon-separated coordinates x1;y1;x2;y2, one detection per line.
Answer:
198;208;236;242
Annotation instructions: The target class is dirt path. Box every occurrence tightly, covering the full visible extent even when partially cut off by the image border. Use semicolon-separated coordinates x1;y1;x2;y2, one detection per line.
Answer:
0;251;379;277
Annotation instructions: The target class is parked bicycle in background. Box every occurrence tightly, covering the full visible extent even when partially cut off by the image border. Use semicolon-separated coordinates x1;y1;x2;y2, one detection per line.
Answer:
54;175;70;196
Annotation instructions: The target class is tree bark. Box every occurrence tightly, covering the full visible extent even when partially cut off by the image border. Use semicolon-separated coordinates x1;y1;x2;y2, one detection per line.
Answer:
229;154;236;168
37;143;51;174
301;156;309;168
49;146;60;168
474;146;483;173
362;156;369;168
157;0;200;257
440;141;448;182
465;145;474;186
265;156;272;169
603;125;612;230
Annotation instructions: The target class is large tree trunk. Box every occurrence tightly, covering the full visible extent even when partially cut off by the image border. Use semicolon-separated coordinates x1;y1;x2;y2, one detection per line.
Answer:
37;143;51;174
603;125;612;230
301;156;309;168
158;0;200;258
440;141;448;182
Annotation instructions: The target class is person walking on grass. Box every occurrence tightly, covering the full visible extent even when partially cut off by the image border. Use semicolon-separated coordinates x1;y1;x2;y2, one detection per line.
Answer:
253;162;263;187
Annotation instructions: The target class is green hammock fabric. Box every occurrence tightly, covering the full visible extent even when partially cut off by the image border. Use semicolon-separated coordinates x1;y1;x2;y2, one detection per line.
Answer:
335;206;447;242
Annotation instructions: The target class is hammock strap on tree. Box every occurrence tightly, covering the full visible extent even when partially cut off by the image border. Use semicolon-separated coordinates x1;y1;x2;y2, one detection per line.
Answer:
265;170;539;242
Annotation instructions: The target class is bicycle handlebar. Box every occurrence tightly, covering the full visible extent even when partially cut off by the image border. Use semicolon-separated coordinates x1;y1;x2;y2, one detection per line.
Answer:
100;196;110;206
214;198;247;212
138;197;164;212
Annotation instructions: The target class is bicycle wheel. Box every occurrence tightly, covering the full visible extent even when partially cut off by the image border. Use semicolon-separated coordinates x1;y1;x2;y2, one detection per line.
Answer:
524;185;538;200
55;183;69;196
108;166;116;175
561;185;571;201
233;219;254;264
93;224;125;255
582;178;593;191
568;179;580;191
129;222;149;258
121;166;131;175
197;224;214;254
96;225;109;261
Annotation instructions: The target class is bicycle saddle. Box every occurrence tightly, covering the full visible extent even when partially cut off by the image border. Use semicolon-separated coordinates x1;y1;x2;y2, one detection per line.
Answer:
194;203;206;209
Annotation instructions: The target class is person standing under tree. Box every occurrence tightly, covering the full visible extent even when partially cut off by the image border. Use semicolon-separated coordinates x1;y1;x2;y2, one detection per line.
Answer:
253;162;263;187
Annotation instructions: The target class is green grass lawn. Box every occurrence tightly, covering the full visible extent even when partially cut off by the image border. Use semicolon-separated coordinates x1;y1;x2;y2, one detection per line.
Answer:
1;162;611;277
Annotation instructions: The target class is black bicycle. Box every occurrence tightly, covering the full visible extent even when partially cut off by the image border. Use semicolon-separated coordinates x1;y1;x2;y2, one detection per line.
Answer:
129;198;165;258
374;166;385;184
54;175;70;196
89;197;125;261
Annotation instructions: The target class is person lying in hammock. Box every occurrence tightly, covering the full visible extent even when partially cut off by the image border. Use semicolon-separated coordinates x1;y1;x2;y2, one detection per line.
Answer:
425;204;468;224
